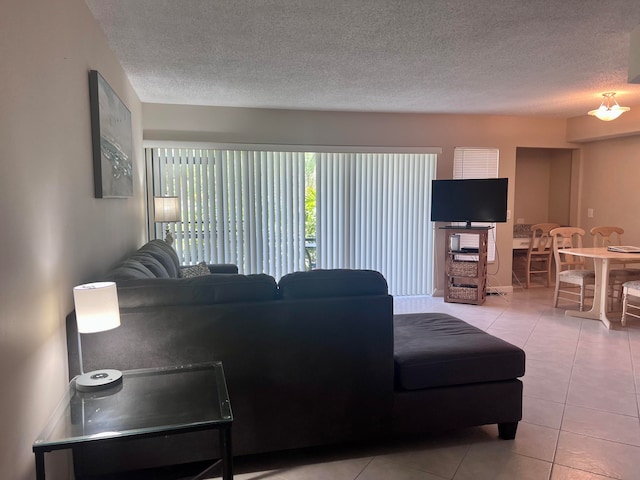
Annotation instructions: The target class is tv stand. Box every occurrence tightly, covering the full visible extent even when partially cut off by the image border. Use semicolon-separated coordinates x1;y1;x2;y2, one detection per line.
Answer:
443;227;489;305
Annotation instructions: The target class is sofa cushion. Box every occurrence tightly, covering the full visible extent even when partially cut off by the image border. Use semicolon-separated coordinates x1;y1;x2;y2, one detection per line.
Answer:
105;259;157;281
130;253;171;278
394;313;525;390
137;240;180;278
278;269;388;299
208;264;240;274
115;273;278;308
179;262;211;278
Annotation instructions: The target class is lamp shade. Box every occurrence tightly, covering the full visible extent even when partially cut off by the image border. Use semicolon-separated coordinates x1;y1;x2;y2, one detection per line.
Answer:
588;92;630;121
73;282;121;334
154;196;181;223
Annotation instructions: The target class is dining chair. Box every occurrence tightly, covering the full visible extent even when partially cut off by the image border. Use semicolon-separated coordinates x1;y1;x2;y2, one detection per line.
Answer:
550;227;595;311
591;226;640;307
621;280;640;326
525;223;559;288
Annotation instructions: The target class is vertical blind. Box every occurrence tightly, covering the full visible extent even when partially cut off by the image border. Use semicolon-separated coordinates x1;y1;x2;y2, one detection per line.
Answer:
151;148;306;278
149;147;438;295
317;152;437;295
452;147;500;261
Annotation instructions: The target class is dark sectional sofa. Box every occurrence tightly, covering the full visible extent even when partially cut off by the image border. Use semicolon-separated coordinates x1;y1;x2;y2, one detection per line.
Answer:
66;240;525;478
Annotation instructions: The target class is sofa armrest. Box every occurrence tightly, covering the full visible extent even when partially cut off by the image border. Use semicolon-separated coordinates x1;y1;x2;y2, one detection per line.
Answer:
207;263;238;274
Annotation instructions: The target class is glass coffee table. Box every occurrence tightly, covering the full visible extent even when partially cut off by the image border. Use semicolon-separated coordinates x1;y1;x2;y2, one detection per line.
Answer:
33;362;233;480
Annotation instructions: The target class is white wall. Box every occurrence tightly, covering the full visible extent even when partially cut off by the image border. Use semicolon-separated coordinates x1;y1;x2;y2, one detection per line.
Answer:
514;148;573;227
548;149;572;226
143;104;575;291
578;135;640;243
567;111;640;244
0;1;144;478
514;149;553;225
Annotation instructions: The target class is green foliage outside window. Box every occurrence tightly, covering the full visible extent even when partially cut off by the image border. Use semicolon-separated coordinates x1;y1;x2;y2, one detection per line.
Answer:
305;154;316;239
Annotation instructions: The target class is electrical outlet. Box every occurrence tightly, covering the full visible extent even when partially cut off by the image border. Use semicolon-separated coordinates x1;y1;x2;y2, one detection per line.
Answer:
587;208;594;218
507;209;511;220
516;218;525;224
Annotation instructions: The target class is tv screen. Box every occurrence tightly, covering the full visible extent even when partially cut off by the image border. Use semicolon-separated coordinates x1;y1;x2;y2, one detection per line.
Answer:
430;178;508;226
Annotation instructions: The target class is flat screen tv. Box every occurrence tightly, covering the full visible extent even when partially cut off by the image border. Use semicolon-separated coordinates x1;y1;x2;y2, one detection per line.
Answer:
430;178;508;227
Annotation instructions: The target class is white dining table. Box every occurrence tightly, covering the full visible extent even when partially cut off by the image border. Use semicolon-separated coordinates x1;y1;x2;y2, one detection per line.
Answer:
561;247;640;329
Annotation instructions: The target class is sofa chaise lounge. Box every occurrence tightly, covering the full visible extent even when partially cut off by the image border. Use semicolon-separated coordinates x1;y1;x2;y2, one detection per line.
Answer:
66;240;525;478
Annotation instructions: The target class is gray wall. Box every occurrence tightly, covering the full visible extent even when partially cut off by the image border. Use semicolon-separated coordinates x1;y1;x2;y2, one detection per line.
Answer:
0;1;144;478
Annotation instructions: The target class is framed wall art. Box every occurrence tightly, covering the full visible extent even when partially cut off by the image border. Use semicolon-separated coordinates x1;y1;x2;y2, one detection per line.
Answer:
89;70;133;198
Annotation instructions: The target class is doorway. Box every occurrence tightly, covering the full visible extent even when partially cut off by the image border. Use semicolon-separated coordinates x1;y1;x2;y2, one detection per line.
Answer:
512;147;575;287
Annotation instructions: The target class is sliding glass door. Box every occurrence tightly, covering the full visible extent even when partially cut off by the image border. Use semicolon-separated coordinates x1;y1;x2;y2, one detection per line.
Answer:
148;147;437;295
316;152;436;295
150;148;307;279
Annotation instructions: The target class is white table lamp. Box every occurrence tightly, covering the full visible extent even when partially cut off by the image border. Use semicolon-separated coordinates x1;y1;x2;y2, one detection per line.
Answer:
73;282;123;392
154;196;181;245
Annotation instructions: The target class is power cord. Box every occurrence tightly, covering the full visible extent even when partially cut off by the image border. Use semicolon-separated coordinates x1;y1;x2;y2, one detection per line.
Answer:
487;226;500;276
486;226;514;301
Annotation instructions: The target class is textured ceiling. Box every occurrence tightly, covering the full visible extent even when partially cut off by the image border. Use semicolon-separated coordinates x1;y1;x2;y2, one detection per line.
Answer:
86;0;640;117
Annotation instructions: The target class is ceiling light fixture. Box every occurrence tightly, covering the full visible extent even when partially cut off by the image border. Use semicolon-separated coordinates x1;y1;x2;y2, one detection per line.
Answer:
588;92;630;121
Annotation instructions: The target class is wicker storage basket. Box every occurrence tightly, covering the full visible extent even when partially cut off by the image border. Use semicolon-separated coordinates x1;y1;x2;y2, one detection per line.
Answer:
449;286;478;300
448;261;478;277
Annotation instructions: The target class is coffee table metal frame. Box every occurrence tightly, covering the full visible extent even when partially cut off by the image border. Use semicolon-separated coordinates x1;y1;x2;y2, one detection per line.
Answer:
33;362;233;480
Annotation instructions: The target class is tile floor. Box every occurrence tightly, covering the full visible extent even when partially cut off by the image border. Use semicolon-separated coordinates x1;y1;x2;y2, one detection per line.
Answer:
209;288;640;480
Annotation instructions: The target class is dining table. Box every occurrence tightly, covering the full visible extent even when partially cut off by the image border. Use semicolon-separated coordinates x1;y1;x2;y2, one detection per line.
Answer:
560;247;640;329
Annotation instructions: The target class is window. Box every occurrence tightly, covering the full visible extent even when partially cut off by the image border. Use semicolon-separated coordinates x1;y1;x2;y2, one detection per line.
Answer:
148;147;438;295
453;147;500;261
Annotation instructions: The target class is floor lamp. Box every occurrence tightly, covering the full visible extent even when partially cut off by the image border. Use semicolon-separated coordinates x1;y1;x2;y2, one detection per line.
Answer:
154;196;181;245
73;282;123;392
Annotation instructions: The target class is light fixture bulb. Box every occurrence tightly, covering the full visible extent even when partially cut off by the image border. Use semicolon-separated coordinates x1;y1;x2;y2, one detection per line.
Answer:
588;92;630;121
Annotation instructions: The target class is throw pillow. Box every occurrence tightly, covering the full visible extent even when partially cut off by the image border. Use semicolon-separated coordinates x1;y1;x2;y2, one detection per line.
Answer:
179;261;211;278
